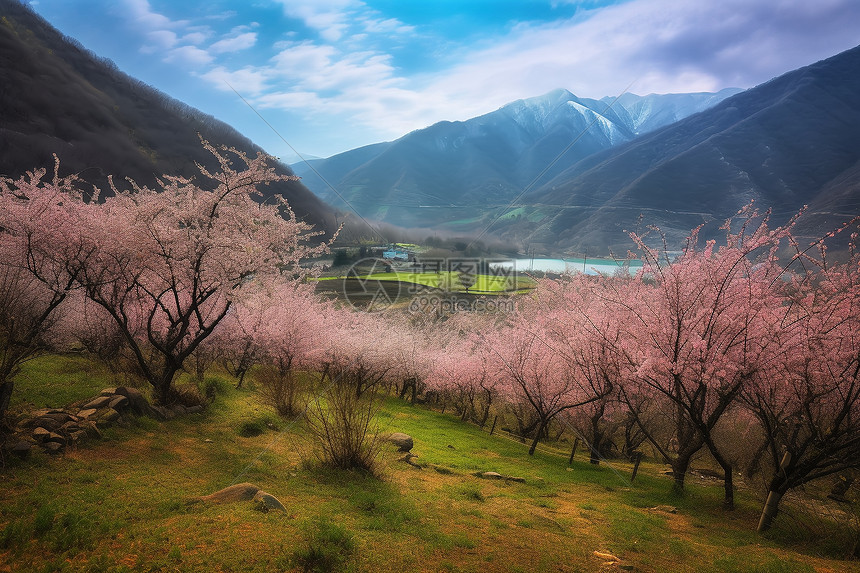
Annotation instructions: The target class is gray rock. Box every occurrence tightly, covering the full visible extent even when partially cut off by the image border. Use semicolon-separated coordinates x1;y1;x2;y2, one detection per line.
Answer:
185;405;204;414
431;465;455;475
108;395;129;410
99;387;119;397
43;411;76;423
474;471;525;482
29;408;56;418
68;430;88;442
28;413;68;431
81;396;113;410
43;441;64;454
95;408;121;424
192;483;261;504
593;550;620;563
398;452;422;468
81;420;102;439
60;421;82;433
77;408;98;420
150;406;173;420
11;441;32;459
387;432;413;452
114;387;150;415
45;432;66;445
253;491;287;512
32;427;51;441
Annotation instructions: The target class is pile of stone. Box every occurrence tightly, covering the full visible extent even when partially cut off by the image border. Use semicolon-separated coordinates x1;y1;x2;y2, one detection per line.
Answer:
11;386;157;457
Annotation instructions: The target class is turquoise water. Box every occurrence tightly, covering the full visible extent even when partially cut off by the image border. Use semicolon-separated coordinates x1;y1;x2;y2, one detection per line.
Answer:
494;257;642;276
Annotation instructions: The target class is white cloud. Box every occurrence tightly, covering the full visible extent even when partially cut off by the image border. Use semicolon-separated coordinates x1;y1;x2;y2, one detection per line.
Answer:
270;0;414;43
408;0;860;122
257;91;325;113
210;32;257;53
164;45;214;66
182;31;209;45
270;42;338;78
124;0;183;29
141;29;178;53
271;0;357;42
360;17;415;35
200;65;270;96
119;0;860;157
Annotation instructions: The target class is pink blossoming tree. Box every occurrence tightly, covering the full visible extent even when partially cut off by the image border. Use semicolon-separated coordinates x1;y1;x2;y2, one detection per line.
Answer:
5;141;330;407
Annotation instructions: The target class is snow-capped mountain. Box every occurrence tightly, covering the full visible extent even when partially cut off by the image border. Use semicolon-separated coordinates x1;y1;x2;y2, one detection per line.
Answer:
292;88;740;230
507;45;860;256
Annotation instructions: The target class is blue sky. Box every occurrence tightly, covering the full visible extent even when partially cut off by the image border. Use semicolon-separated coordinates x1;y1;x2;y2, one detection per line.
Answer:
27;0;860;160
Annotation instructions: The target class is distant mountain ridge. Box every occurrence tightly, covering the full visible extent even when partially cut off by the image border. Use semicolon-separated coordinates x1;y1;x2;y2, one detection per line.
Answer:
504;44;860;255
291;88;741;230
0;0;336;235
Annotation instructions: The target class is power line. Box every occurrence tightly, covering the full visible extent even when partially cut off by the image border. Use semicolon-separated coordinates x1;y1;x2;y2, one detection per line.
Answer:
225;81;389;245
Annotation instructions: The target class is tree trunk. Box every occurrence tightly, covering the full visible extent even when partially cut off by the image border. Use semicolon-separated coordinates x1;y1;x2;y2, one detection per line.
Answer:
631;452;643;482
704;436;736;510
722;464;734;510
757;489;785;533
569;438;580;465
671;450;695;492
478;403;490;428
590;429;603;465
757;452;792;533
0;379;13;430
154;364;181;406
195;353;205;381
528;418;548;456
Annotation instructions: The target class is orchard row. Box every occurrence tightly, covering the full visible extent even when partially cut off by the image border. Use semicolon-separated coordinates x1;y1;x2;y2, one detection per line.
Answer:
2;144;859;533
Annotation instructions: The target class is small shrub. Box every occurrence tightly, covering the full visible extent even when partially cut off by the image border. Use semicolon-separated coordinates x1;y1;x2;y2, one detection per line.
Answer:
48;511;100;553
255;365;302;418
201;376;232;400
166;383;205;408
304;382;382;474
33;505;55;537
236;412;280;437
456;484;485;502
238;420;265;437
0;519;29;550
291;518;355;573
349;487;419;531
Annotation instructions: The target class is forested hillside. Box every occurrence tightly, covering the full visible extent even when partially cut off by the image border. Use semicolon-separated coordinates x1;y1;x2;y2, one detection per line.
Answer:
0;0;336;234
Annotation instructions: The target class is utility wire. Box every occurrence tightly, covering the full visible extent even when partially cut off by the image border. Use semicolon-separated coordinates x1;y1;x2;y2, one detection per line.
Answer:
225;81;389;245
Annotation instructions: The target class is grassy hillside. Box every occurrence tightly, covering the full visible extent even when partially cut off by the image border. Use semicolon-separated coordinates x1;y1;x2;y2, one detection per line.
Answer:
1;356;859;572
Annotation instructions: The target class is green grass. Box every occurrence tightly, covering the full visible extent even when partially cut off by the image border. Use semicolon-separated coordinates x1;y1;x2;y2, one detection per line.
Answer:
2;356;860;572
319;270;536;295
11;354;117;411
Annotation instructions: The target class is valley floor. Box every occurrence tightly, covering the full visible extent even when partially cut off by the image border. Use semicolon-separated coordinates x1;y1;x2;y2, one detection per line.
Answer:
1;358;858;573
